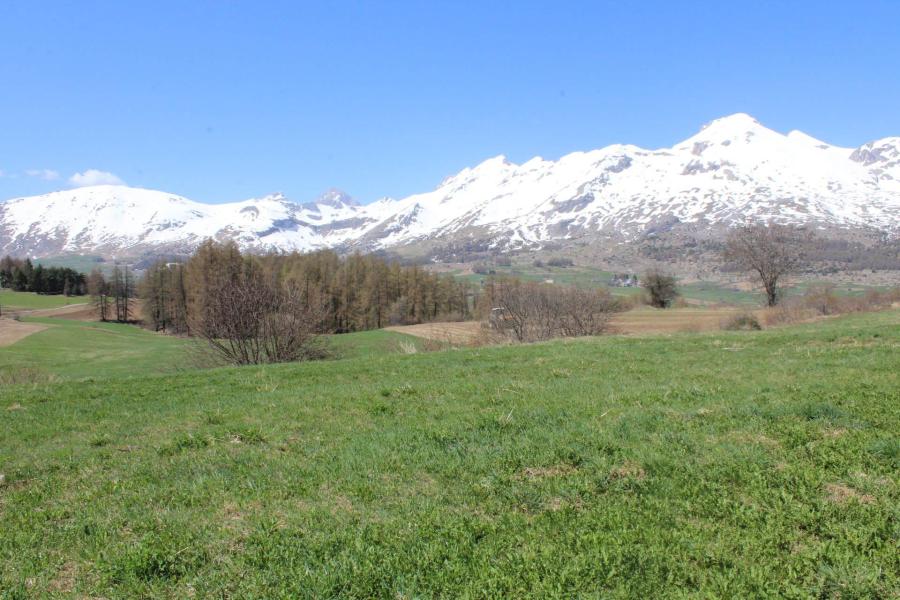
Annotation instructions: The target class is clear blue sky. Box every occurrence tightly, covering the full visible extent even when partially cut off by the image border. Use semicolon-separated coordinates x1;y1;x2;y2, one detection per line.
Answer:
1;0;898;204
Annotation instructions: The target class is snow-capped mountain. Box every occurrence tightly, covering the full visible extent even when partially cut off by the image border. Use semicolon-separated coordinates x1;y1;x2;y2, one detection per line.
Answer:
1;114;898;260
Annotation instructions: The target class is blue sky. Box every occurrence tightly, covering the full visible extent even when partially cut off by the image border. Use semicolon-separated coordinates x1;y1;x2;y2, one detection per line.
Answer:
1;0;898;204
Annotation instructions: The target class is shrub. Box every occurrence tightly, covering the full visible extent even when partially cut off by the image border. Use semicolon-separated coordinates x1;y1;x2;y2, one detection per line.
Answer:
485;279;619;342
642;270;679;308
546;257;574;268
722;313;762;331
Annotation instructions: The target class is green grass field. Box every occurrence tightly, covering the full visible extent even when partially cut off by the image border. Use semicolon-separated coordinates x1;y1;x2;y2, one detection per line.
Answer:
1;310;898;597
452;264;890;306
0;318;191;380
33;254;108;274
0;317;422;381
0;290;88;310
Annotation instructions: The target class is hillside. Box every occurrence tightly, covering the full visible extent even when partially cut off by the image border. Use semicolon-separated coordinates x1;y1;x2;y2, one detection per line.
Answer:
1;114;898;263
1;311;898;597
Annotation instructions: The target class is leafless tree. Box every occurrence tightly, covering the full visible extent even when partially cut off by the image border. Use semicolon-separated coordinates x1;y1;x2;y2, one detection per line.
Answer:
491;279;617;342
191;264;329;365
87;269;110;321
724;223;813;307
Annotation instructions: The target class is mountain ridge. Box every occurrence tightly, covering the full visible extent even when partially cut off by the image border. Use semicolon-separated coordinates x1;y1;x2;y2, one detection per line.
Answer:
2;113;898;260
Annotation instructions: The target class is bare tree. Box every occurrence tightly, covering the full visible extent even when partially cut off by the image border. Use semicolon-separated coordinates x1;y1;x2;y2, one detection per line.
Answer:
490;279;617;342
87;269;110;321
641;270;679;308
724;223;812;307
192;262;329;365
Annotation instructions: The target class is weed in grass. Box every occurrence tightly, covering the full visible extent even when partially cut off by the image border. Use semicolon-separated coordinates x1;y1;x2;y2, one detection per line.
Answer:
158;433;210;456
106;530;208;584
89;434;112;447
227;426;267;444
867;437;900;466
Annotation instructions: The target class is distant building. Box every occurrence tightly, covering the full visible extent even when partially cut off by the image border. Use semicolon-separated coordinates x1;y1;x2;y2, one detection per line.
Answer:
609;273;639;288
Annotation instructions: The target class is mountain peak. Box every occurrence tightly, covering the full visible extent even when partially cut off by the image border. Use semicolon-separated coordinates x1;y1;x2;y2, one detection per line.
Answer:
677;113;780;151
700;112;762;132
315;188;357;208
2;115;898;260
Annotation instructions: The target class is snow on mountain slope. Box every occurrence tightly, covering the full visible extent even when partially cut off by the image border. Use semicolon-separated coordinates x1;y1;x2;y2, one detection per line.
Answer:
1;114;898;259
0;186;370;257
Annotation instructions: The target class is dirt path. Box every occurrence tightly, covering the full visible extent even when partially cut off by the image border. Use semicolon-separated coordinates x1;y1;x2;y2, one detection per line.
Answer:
1;303;95;321
28;303;95;320
0;319;49;347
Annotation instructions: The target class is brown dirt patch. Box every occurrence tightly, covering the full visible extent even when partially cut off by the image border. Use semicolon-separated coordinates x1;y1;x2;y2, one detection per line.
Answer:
385;321;482;344
825;483;874;505
386;307;768;343
609;461;646;480
48;561;77;593
609;307;763;335
0;319;49;347
26;303;92;319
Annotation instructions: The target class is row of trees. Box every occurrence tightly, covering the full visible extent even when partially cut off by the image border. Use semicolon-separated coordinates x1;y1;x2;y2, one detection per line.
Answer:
137;241;474;363
87;266;136;322
0;256;87;296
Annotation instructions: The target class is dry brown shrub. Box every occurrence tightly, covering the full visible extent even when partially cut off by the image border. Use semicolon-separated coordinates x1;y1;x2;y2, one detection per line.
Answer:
0;366;58;386
609;461;646;480
721;312;763;331
762;303;818;327
825;483;874;505
486;279;619;342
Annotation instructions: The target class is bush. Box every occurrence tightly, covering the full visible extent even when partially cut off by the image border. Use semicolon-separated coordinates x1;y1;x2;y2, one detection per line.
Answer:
546;257;574;268
722;313;762;331
642;270;679;309
485;279;619;342
763;285;900;326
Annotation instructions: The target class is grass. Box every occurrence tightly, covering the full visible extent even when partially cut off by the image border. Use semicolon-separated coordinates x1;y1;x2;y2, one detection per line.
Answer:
327;328;425;360
454;264;764;303
0;290;88;310
0;317;424;381
0;310;898;597
0;318;191;380
33;254;108;274
452;264;891;306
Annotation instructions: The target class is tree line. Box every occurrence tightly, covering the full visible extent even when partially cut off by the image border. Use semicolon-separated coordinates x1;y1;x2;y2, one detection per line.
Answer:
0;256;87;296
139;240;473;346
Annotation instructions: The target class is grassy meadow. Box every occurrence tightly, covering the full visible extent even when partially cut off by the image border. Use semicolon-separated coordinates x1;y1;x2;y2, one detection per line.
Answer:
0;317;421;382
450;263;894;306
0;290;88;311
1;309;898;597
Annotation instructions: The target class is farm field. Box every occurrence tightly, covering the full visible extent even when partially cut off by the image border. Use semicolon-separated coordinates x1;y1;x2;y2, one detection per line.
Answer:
0;290;88;311
448;263;895;306
450;264;763;304
388;306;768;344
1;309;898;597
33;254;109;274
